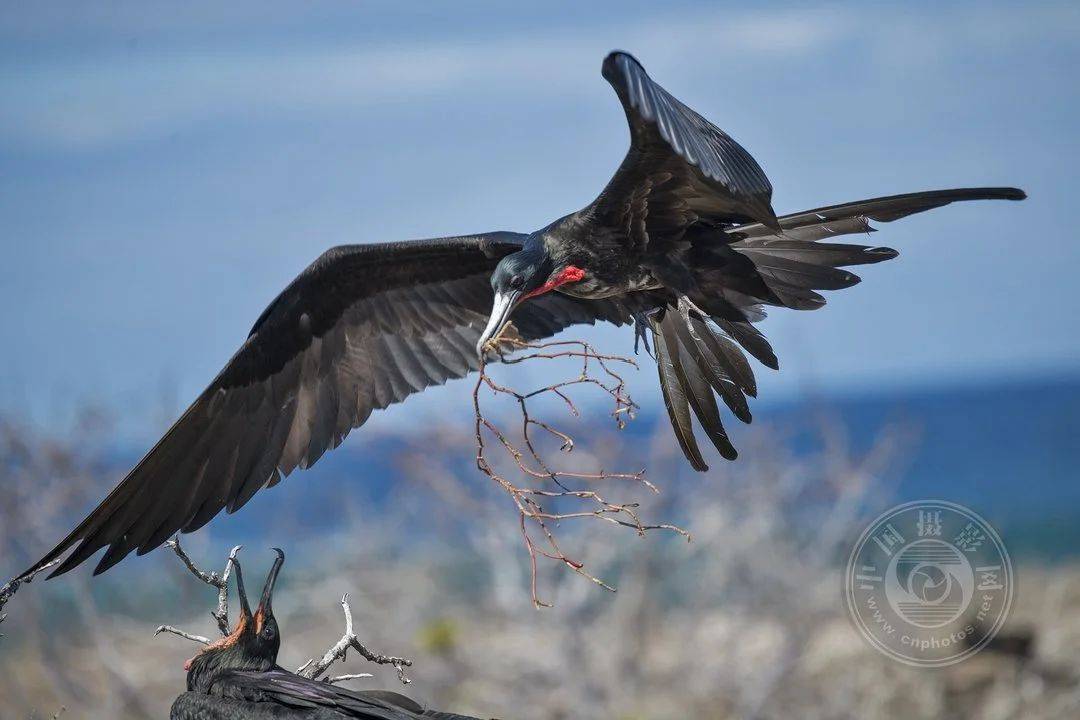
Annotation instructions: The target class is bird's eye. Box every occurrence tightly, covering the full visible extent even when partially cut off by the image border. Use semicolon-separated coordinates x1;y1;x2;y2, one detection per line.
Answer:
509;274;524;290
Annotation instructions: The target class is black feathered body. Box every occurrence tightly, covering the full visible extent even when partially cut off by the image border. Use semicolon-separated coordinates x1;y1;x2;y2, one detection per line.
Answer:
171;669;483;720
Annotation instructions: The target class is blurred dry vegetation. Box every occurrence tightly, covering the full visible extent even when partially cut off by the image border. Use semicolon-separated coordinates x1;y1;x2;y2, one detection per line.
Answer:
2;400;1080;720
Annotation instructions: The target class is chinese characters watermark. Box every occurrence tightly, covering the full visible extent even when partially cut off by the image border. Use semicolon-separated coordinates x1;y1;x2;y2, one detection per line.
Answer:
844;500;1013;666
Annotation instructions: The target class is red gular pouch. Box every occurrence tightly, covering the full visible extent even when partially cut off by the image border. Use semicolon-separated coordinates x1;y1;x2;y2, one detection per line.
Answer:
523;265;586;300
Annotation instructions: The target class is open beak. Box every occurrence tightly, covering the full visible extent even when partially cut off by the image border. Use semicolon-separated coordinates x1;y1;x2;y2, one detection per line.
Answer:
257;548;284;617
233;555;253;621
476;289;523;358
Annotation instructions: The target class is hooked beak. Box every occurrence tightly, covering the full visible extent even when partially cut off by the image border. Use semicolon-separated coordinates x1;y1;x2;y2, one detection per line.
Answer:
476;289;523;358
257;548;284;617
233;555;253;621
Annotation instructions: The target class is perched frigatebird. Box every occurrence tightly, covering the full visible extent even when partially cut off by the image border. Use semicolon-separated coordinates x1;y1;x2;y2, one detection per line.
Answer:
23;51;1024;579
173;549;486;719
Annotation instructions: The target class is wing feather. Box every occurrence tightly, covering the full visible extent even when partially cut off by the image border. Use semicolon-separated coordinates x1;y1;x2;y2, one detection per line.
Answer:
731;187;1025;242
25;233;638;578
600;51;777;229
206;669;486;719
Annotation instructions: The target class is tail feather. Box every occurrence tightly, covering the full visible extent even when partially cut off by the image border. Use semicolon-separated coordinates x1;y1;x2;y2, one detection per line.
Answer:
715;318;778;370
696;319;758;398
649;306;755;470
650;312;708;471
659;312;737;463
673;317;752;423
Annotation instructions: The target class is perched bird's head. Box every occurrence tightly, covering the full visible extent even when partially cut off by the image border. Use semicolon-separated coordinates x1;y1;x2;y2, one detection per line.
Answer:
478;241;584;356
250;548;284;661
183;549;285;691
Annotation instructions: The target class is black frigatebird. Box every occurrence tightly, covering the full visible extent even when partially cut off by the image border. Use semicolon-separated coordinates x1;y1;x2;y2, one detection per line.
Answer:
173;549;485;719
23;51;1024;579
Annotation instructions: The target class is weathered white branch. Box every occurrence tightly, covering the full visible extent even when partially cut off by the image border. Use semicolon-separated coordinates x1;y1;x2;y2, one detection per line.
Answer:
155;538;243;645
296;593;412;685
0;558;62;634
166;537;241;637
155;625;211;645
325;673;374;684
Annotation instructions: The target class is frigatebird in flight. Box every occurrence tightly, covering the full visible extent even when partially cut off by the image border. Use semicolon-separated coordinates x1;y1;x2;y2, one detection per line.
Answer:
173;550;485;719
24;51;1024;579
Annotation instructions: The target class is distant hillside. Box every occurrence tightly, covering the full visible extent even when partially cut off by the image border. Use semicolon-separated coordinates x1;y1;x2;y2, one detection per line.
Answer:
764;375;1080;559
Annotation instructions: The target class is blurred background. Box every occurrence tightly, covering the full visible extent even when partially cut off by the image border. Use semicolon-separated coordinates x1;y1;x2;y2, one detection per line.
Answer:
2;2;1078;718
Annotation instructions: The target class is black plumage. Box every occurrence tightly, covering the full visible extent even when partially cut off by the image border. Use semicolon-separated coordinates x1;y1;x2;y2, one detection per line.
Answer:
172;550;487;720
23;50;1024;580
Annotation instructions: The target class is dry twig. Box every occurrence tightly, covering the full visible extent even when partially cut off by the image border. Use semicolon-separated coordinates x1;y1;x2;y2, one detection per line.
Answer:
154;625;211;645
296;592;412;685
475;334;690;608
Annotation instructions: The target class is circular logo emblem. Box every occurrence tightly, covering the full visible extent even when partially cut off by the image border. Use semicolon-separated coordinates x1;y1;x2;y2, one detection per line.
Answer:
844;500;1013;666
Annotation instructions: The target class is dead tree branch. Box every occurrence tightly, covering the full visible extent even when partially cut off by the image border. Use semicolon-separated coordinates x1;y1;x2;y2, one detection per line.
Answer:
167;537;242;637
324;672;374;683
151;538;241;645
154;625;210;645
475;334;690;609
296;592;412;685
157;544;412;686
0;558;61;635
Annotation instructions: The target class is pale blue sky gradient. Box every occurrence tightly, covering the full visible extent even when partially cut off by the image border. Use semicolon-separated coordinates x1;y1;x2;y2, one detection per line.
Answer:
2;2;1077;439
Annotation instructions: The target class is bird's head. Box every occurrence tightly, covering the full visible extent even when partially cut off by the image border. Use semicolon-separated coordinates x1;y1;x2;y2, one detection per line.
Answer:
183;549;285;690
478;243;585;356
250;547;284;660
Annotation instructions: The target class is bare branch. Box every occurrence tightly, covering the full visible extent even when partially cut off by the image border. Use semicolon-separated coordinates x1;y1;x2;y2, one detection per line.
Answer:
325;673;375;684
155;539;243;647
296;593;412;685
154;625;211;645
159;544;413;686
473;335;690;608
0;558;61;634
166;537;241;636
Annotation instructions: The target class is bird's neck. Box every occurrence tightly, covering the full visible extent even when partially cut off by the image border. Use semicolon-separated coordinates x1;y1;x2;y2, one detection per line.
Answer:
185;647;274;692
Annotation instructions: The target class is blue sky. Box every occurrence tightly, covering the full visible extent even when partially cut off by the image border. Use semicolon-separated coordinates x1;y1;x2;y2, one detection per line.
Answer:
2;2;1077;439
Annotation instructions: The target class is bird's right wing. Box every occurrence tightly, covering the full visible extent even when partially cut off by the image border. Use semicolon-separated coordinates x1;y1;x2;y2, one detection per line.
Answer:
24;233;634;579
579;51;780;259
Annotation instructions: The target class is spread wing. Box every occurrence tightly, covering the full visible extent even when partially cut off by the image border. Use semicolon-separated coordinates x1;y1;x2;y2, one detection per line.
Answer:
26;233;635;578
194;669;485;719
582;51;779;257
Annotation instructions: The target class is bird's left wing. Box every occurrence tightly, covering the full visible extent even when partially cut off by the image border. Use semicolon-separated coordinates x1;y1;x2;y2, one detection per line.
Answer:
23;233;634;579
579;51;779;256
210;670;486;719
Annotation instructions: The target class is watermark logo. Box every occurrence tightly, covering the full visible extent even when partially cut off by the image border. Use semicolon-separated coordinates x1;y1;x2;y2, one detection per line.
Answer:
844;500;1012;666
